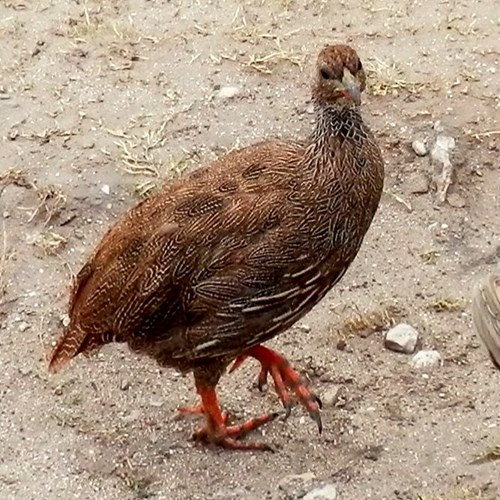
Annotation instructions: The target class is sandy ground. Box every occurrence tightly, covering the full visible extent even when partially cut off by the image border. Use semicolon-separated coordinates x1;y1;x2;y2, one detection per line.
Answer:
0;1;499;499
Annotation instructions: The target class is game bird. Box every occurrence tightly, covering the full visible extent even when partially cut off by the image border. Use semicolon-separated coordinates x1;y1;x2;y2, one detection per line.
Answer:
48;43;385;451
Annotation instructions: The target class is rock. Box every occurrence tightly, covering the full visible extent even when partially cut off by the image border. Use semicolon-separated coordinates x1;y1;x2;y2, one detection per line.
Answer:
18;322;30;332
433;120;445;133
384;323;419;354
306;102;315;114
80;139;95;149
410;350;442;368
411;139;427;156
447;192;466;208
303;484;338;500
120;380;131;391
278;472;316;498
298;323;311;333
321;386;346;408
430;135;455;166
60;314;70;327
101;184;110;195
217;86;240;100
336;338;347;350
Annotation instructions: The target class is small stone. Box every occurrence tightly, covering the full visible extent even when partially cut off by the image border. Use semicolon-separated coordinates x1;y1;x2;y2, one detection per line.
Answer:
298;323;311;333
430;135;456;166
303;484;338;500
3;211;10;218
447;192;466;208
306;102;315;114
217;86;240;99
61;314;70;327
120;380;131;391
410;350;442;368
18;322;30;332
101;184;110;195
336;338;347;350
278;472;316;497
321;386;346;408
18;366;32;376
384;323;419;354
80;139;95;149
433;120;445;133
412;139;427;156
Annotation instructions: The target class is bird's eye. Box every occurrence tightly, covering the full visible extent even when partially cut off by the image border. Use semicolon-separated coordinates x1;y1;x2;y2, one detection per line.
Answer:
320;68;332;80
357;60;363;71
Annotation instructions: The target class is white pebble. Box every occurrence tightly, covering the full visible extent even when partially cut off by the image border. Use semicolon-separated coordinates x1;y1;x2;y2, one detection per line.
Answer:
217;86;240;99
410;350;442;369
303;484;338;500
385;323;420;354
412;139;428;156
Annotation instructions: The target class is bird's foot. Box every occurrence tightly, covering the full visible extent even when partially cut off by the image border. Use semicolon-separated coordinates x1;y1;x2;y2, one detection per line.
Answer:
189;385;277;451
192;410;278;451
230;345;322;432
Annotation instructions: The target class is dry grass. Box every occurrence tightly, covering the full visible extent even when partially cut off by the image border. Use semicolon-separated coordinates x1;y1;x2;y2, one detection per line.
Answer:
0;168;33;192
66;1;149;43
117;469;154;498
245;40;305;74
107;106;192;177
420;250;441;264
365;58;438;97
33;231;68;256
429;297;464;313
132;152;201;198
339;304;402;338
383;189;413;212
467;129;500;141
25;185;67;225
28;127;75;144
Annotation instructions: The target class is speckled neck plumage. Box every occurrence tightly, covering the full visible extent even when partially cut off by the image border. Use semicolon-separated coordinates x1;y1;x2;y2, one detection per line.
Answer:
312;103;369;144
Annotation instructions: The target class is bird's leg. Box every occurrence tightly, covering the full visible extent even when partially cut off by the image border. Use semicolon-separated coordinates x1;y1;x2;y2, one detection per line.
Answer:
230;345;322;432
191;368;277;451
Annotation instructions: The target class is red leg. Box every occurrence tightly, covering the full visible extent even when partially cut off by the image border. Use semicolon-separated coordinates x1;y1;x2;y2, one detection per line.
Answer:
191;380;278;451
230;345;322;432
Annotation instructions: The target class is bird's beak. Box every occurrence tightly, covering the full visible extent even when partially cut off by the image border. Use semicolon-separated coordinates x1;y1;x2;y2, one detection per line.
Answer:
341;68;361;105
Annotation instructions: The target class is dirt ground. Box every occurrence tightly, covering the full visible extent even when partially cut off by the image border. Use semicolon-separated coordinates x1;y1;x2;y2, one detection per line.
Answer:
0;1;499;499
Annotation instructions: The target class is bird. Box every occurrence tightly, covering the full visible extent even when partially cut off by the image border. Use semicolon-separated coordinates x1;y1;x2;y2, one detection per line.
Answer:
472;271;500;370
48;43;385;451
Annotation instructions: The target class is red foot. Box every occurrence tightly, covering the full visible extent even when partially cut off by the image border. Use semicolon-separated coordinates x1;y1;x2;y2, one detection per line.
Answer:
192;385;277;451
230;345;322;432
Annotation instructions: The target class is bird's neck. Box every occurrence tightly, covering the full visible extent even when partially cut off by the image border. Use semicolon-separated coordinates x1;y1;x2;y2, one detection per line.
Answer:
310;103;368;149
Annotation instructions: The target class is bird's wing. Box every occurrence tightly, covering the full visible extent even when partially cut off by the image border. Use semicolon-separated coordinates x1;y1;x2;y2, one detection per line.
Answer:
110;182;352;363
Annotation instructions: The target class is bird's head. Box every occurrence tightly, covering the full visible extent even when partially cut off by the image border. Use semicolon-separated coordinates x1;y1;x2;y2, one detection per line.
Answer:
312;44;366;108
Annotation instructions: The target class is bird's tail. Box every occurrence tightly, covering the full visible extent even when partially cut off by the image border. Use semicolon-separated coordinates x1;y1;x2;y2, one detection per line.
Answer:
472;273;500;370
47;324;87;374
